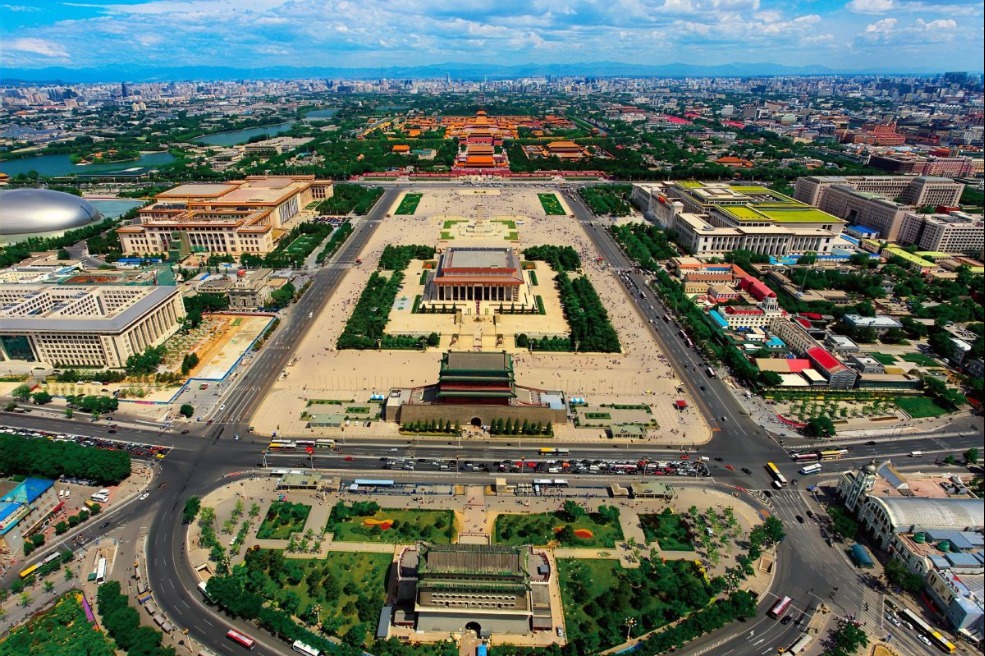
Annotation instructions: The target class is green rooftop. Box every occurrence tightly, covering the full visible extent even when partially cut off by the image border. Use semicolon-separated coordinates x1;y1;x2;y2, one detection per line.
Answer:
884;247;936;268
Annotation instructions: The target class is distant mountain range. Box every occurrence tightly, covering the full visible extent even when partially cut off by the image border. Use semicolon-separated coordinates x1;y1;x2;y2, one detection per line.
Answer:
0;60;962;84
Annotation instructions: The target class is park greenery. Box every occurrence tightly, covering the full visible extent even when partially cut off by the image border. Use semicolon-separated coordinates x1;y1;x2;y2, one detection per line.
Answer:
820;622;869;656
0;591;117;656
578;184;634;216
495;501;624;548
317;184;385;215
206;549;392;651
182;496;201;524
125;345;167;376
0;431;131;484
257;501;312;540
97;580;176;656
64;394;119;416
609;223;678;269
555;271;622;353
826;506;859;540
523;245;581;272
327;501;456;543
640;508;694;551
337;245;434;349
181;292;229;329
315;221;353;264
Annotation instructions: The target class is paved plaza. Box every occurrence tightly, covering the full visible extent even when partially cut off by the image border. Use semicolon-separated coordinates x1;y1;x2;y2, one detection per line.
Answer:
251;186;711;445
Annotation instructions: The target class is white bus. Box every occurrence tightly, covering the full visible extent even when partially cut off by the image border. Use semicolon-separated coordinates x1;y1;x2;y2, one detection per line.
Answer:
90;489;110;503
292;640;322;656
798;463;822;476
95;557;107;584
315;439;336;450
197;581;214;604
786;633;812;654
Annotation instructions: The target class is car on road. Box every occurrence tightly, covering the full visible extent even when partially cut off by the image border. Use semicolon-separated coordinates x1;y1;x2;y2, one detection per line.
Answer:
806;510;814;519
699;386;705;391
865;441;877;445
98;521;111;530
780;615;793;625
713;457;723;462
795;515;804;523
917;635;932;647
740;467;752;475
219;404;226;411
139;492;150;501
181;429;190;434
158;481;167;488
344;456;354;462
107;429;117;434
724;464;735;471
885;614;901;627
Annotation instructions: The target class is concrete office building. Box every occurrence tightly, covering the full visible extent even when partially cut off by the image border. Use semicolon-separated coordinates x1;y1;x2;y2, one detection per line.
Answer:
633;181;845;257
118;175;332;256
795;175;963;208
808;184;910;241
897;212;984;256
0;285;185;368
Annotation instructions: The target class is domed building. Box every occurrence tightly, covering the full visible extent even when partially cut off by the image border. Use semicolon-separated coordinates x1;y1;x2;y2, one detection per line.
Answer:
0;188;101;243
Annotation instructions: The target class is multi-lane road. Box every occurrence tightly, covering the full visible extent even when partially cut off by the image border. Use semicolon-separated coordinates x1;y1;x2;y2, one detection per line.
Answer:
3;180;981;656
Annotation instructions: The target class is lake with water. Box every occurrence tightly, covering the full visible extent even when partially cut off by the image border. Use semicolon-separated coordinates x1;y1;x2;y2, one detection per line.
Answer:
89;198;145;219
303;108;336;121
0;151;176;178
195;123;293;147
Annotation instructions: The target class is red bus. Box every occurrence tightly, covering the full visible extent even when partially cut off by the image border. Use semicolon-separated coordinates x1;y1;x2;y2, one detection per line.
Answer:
226;629;256;650
768;596;793;619
789;451;819;463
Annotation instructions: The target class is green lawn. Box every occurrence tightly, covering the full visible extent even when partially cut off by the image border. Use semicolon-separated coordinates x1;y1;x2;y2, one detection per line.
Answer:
494;505;624;548
895;395;951;418
284;233;320;255
538;193;566;215
257;501;311;539
640;509;694;551
0;592;116;656
329;508;456;544
394;193;422;215
557;557;713;654
869;352;897;365
902;352;940;367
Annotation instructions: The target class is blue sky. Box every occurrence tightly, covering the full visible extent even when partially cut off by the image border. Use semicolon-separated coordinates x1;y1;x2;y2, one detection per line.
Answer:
1;0;982;71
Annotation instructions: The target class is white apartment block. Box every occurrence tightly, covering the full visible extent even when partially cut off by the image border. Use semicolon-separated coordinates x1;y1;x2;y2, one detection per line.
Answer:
0;285;185;368
118;175;333;256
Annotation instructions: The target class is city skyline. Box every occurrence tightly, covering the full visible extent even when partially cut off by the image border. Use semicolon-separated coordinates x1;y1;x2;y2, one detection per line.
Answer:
2;0;983;76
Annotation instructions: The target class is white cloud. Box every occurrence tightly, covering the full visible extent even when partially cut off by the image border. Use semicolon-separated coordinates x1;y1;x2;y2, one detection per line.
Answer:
864;17;898;33
7;37;69;58
846;0;895;13
914;17;957;29
2;4;42;11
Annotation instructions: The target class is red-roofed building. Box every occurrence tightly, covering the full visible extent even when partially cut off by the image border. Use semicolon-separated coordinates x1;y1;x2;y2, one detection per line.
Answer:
806;347;858;389
794;317;812;329
738;276;776;302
